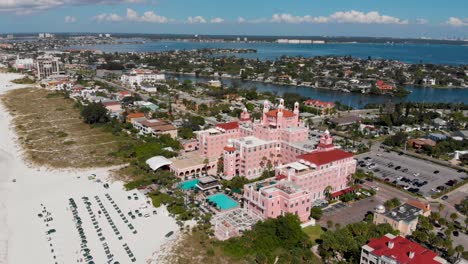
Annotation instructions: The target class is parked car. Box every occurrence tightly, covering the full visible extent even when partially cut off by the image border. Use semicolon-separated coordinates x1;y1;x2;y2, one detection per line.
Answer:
413;172;420;177
394;166;402;170
434;170;440;174
441;195;449;200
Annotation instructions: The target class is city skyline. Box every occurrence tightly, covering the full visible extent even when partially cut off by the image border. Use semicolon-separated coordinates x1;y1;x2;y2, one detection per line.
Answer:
0;0;467;38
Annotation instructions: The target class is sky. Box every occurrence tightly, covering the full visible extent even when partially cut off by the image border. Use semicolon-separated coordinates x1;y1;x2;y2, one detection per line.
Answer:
1;0;468;38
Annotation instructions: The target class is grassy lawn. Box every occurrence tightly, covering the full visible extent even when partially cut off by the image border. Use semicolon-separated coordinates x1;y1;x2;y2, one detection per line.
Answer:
1;88;128;168
303;225;325;245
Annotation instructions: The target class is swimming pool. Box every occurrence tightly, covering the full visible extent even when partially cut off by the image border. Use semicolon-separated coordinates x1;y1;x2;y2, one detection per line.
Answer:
207;193;239;210
180;179;199;190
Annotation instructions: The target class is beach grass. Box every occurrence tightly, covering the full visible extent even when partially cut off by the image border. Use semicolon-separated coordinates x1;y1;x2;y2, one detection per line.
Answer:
160;229;244;264
1;88;126;168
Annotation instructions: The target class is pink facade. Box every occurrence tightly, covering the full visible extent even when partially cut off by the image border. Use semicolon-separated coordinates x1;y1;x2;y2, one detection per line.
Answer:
221;100;310;180
276;133;357;200
243;177;311;222
197;121;241;159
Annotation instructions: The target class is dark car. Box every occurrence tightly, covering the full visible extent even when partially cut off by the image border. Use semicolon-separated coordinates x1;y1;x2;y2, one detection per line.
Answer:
398;152;404;155
441;195;449;200
395;166;402;170
453;230;459;237
434;170;440;174
165;231;174;238
384;178;390;182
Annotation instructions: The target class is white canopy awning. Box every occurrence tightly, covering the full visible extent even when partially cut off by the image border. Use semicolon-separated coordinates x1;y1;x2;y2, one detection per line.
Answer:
146;156;172;171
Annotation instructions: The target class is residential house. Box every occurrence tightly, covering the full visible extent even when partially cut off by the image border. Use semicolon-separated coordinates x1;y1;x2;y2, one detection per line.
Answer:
360;233;447;264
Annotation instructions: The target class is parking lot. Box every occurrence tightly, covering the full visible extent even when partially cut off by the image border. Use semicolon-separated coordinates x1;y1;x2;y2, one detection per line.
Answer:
356;147;467;197
318;180;416;227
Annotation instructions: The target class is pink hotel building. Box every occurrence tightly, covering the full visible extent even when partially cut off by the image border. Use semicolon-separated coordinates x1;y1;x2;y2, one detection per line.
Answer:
197;99;356;222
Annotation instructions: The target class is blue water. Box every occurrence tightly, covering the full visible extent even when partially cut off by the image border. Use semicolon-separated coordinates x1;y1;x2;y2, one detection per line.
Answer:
207;193;239;210
68;40;468;108
68;40;468;65
180;179;199;190
172;75;468;109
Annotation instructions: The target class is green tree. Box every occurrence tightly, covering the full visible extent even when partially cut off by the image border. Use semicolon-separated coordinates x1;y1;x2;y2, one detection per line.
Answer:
384;198;401;210
80;102;109;124
450;212;458;222
310;207;323;220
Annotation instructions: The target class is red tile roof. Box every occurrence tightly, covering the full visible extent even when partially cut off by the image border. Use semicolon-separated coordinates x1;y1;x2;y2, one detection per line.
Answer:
275;174;288;180
297;149;353;166
224;146;236;152
216;121;239;131
102;101;121;107
126;112;145;119
367;235;443;264
406;200;431;213
330;185;360;199
265;109;296;118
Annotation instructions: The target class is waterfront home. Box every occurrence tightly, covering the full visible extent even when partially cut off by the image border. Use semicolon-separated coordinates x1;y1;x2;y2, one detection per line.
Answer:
376;80;394;92
303;99;335;111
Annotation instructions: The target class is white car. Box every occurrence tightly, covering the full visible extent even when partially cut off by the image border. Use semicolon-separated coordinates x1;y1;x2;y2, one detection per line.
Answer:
371;186;379;191
431;188;441;193
413;173;420;177
397;176;403;180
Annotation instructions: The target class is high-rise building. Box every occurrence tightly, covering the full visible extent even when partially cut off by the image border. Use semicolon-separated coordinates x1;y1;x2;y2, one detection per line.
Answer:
36;55;60;79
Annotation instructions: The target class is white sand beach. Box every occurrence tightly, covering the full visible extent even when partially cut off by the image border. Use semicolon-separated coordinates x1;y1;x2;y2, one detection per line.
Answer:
0;73;178;264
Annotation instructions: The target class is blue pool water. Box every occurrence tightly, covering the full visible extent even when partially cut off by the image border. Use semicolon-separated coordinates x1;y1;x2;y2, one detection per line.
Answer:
207;193;239;210
180;179;199;190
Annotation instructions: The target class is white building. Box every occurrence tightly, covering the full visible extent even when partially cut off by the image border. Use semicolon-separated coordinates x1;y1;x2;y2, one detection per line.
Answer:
36;55;61;79
14;57;35;70
120;69;165;88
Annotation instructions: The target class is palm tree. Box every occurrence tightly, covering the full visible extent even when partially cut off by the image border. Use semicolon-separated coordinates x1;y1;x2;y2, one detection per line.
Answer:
438;203;445;213
450;212;458;222
324;186;333;200
203;158;209;174
455;245;464;260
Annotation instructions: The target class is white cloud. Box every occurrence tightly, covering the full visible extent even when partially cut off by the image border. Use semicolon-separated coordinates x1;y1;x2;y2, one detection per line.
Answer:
244;10;408;25
237;17;246;24
187;16;206;24
92;13;124;23
0;0;144;15
127;8;169;23
93;8;168;23
416;18;429;24
329;10;408;24
446;17;468;27
210;17;224;24
64;15;77;23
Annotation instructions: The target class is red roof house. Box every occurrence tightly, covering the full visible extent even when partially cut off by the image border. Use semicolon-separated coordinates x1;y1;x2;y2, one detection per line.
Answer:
362;234;447;264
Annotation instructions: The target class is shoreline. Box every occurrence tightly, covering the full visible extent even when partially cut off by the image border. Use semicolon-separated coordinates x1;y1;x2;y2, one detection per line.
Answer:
0;73;179;264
